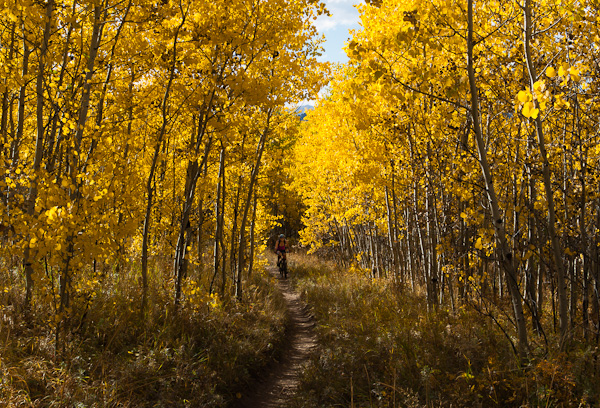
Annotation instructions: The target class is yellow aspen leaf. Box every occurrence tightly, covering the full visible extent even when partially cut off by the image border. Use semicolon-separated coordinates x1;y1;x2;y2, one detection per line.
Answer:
517;90;528;103
530;108;539;119
558;64;568;77
475;237;483;250
556;94;571;109
522;102;533;118
569;67;580;81
546;66;556;78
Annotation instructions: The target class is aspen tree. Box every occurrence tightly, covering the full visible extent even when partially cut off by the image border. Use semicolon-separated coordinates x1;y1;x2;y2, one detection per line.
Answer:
522;0;568;346
141;0;189;311
466;0;528;359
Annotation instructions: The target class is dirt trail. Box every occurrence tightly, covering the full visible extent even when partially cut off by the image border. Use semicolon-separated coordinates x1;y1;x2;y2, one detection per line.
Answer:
232;266;317;407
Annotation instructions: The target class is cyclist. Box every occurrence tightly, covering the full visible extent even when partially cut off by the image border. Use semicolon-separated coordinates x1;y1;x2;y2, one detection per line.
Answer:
275;234;287;267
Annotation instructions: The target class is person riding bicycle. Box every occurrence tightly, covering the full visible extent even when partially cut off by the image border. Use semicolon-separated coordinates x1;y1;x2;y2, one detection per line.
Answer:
275;234;287;267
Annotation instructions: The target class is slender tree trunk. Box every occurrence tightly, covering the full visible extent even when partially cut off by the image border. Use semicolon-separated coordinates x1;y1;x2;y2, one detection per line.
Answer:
525;132;543;334
210;147;226;295
55;239;74;357
344;219;357;263
385;185;398;278
196;157;210;269
405;207;417;291
45;1;76;173
390;169;403;283
219;159;228;297
594;204;600;342
374;222;382;277
84;0;132;167
12;20;30;167
22;1;54;309
114;68;136;275
229;175;243;282
141;7;188;311
236;110;273;300
367;222;375;277
73;3;105;155
523;0;568;346
174;132;213;306
574;99;590;339
581;209;590;341
1;22;16;146
247;189;258;278
467;0;528;360
425;148;439;306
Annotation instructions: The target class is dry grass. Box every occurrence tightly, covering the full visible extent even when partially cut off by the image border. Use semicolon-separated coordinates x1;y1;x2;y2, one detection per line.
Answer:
287;253;600;408
0;258;287;407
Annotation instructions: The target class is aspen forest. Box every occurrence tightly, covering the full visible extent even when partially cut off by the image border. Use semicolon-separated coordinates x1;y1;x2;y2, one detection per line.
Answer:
2;0;600;406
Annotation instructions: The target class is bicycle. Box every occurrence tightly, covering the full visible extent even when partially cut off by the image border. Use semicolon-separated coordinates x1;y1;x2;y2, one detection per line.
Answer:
278;256;288;279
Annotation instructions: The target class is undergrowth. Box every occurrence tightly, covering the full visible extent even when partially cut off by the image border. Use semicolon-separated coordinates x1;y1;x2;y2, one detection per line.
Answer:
0;259;286;407
288;253;600;407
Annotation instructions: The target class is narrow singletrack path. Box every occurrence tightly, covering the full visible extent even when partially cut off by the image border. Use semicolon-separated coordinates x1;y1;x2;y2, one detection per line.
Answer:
232;265;317;407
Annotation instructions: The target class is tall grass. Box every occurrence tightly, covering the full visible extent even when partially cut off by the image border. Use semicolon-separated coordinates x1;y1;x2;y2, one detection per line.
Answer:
288;253;599;407
0;256;287;407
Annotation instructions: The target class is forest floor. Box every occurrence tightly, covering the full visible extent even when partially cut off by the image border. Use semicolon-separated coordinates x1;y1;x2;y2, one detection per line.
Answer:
233;264;317;407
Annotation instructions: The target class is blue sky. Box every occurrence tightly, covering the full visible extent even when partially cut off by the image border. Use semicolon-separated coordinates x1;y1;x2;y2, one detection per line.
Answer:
315;0;362;64
295;1;361;106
